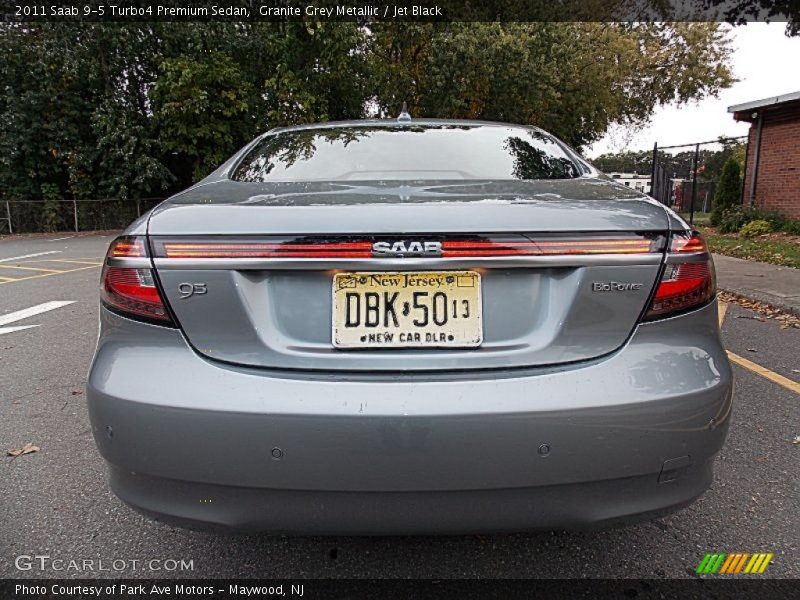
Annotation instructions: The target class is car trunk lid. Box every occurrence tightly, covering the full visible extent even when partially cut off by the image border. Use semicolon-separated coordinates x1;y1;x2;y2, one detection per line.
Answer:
148;179;669;371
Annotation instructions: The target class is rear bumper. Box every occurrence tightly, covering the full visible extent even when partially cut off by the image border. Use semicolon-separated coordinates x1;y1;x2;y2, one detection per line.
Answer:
109;462;713;534
87;301;733;533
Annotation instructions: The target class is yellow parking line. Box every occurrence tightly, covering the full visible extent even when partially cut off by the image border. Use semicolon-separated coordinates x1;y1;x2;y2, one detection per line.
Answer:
728;351;800;395
0;265;64;273
718;301;728;327
0;275;19;281
720;301;800;394
0;264;100;285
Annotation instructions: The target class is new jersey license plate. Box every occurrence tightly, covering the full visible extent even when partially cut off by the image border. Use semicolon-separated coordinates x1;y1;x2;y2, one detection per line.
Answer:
332;271;483;348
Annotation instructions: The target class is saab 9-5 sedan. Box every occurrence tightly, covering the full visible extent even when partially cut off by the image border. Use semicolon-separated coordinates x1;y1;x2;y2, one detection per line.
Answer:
87;119;732;533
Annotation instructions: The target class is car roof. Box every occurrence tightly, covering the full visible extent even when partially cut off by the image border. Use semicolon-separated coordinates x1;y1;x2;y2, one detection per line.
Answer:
264;119;542;136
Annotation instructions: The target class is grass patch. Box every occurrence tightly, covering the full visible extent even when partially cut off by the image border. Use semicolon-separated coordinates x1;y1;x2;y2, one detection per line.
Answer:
699;227;800;268
679;212;711;226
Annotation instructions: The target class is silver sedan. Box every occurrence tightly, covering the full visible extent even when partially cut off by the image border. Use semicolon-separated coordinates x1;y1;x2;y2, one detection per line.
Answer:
87;120;732;533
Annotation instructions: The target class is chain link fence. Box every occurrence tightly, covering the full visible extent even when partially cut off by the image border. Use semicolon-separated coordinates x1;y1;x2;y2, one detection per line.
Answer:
649;136;747;225
0;198;165;234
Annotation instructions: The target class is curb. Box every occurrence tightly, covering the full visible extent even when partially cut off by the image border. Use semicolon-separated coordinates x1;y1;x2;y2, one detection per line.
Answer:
718;287;800;318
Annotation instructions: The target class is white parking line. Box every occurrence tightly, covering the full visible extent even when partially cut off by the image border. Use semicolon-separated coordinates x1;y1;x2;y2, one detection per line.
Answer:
0;324;39;335
47;236;75;242
0;250;62;263
0;301;75;335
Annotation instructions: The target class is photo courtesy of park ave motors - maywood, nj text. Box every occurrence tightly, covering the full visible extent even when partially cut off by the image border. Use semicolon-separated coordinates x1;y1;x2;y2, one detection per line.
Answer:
1;1;799;596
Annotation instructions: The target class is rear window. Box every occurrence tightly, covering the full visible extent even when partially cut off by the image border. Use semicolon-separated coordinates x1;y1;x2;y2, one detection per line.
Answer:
232;125;581;182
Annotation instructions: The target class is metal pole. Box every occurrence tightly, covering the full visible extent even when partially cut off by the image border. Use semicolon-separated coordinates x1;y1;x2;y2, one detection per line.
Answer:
649;142;658;199
5;201;11;234
73;199;79;232
749;112;763;209
690;143;699;226
740;135;750;209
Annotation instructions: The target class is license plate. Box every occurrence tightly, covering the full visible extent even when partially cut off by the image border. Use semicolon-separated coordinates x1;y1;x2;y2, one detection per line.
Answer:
332;271;483;348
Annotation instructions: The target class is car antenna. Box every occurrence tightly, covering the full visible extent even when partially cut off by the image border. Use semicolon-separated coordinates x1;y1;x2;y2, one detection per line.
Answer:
397;102;412;123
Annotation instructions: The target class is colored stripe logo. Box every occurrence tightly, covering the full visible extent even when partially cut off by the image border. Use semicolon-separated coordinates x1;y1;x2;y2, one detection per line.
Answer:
696;552;773;574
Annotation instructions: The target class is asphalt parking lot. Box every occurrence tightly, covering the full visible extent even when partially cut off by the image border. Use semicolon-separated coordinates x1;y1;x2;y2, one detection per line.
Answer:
1;232;797;579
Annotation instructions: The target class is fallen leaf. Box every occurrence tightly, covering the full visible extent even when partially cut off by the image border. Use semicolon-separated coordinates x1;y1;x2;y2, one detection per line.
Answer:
793;436;800;446
718;292;800;329
737;315;764;322
6;443;40;457
71;390;83;396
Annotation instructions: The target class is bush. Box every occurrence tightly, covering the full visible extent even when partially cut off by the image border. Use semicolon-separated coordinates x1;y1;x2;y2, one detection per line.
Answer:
758;211;800;235
710;158;742;226
782;220;800;235
718;207;748;233
740;219;772;238
713;207;800;236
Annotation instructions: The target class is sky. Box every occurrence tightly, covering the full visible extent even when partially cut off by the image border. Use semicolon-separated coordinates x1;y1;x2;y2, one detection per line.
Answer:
586;22;800;158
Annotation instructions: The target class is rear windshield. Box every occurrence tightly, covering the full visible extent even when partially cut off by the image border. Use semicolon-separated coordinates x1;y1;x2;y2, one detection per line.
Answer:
232;125;581;182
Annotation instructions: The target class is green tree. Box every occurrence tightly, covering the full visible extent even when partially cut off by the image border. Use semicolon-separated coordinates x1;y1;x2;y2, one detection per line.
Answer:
698;138;746;182
592;150;653;175
92;100;174;200
150;52;254;182
0;21;736;232
367;22;734;147
711;158;743;226
40;183;63;232
0;21;369;210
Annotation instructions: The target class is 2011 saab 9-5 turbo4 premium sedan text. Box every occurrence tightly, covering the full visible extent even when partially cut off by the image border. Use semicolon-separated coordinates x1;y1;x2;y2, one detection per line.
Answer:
87;119;733;533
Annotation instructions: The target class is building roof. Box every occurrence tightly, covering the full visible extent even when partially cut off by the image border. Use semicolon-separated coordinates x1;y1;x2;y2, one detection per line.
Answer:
728;91;800;118
607;172;650;179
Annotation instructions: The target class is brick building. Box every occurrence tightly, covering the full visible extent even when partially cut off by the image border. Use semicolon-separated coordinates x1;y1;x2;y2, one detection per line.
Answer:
729;91;800;219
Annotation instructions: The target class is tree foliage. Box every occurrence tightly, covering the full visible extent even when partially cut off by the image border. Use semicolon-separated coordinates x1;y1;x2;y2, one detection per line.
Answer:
0;21;735;209
151;52;254;181
367;23;734;147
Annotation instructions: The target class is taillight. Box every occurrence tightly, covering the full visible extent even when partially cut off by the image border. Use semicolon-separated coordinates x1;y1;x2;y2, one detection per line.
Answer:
150;233;666;259
108;236;148;258
101;236;175;326
645;232;716;320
